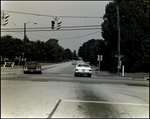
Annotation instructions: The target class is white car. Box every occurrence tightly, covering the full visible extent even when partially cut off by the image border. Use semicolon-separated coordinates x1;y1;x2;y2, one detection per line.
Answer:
74;63;92;77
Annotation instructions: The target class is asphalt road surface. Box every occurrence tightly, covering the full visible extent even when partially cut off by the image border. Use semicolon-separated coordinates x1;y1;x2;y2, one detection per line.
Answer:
1;61;149;118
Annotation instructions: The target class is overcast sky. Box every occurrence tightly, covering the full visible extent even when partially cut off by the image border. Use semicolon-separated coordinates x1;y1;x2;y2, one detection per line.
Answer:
1;1;110;52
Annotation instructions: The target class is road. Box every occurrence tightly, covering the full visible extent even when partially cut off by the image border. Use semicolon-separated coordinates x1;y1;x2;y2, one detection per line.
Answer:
1;61;149;118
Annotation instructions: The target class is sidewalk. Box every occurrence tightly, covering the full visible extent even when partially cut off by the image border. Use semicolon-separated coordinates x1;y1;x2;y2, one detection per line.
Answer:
91;65;149;80
91;65;114;77
123;72;149;80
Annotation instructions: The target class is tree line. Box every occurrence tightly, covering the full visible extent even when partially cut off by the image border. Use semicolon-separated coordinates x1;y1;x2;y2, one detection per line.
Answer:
78;0;149;72
1;35;78;65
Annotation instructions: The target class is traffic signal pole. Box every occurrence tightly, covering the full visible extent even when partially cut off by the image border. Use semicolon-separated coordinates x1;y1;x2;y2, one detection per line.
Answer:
117;3;120;76
22;22;36;66
23;23;26;66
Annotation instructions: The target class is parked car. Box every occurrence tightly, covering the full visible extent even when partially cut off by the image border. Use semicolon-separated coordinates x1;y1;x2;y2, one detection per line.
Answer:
74;63;92;77
3;62;14;67
23;61;42;74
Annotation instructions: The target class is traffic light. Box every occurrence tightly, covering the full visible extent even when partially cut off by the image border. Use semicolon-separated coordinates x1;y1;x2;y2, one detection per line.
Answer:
1;12;9;26
4;14;9;25
51;20;55;29
57;21;62;30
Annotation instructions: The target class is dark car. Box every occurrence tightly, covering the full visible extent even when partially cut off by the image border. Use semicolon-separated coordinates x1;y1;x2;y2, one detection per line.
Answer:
23;61;42;74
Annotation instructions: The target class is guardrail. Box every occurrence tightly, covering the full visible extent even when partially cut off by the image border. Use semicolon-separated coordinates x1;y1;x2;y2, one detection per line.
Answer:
3;62;14;67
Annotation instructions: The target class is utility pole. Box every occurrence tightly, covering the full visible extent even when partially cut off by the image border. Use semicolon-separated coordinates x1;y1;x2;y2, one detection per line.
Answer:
86;44;87;62
117;3;120;76
22;22;37;66
23;23;26;66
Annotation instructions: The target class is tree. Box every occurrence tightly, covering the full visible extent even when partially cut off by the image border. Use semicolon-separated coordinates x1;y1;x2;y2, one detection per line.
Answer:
101;0;149;72
78;39;109;70
72;50;78;60
1;35;23;61
25;40;47;61
1;35;67;63
63;48;72;61
45;39;64;62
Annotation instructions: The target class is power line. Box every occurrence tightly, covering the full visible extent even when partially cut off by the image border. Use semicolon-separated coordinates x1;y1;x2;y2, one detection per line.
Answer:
27;34;37;41
2;25;147;32
1;29;101;40
1;24;102;32
57;30;101;40
23;30;101;40
1;26;101;40
18;29;101;40
28;32;50;39
1;10;103;18
1;10;53;17
1;27;101;32
1;21;101;40
1;24;101;30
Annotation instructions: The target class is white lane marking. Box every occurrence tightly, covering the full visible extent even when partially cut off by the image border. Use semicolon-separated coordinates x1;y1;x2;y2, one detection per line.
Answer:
62;99;149;106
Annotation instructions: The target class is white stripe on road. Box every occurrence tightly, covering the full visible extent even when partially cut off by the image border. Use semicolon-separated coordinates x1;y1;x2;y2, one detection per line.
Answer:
62;99;149;106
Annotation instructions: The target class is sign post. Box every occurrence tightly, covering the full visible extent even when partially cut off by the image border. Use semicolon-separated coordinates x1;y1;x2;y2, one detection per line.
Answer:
97;55;102;72
115;54;123;76
122;65;124;76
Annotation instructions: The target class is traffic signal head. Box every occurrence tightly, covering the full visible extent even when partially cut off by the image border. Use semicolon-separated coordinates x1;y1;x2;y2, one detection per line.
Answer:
4;14;9;25
51;20;55;29
57;21;62;30
5;14;9;19
2;13;9;26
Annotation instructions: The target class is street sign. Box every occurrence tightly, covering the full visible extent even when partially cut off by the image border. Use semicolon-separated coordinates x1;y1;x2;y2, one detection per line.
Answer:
97;55;99;61
97;55;102;72
117;66;121;69
115;55;123;58
97;55;102;61
100;55;103;61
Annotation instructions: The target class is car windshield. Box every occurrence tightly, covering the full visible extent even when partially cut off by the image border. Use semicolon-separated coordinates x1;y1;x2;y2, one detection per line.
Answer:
77;64;89;67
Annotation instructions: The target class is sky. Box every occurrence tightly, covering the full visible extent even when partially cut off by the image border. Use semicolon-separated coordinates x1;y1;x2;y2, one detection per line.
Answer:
1;1;110;52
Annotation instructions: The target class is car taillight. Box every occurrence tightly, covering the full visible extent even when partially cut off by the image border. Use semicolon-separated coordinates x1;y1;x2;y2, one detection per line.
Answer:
36;67;41;70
